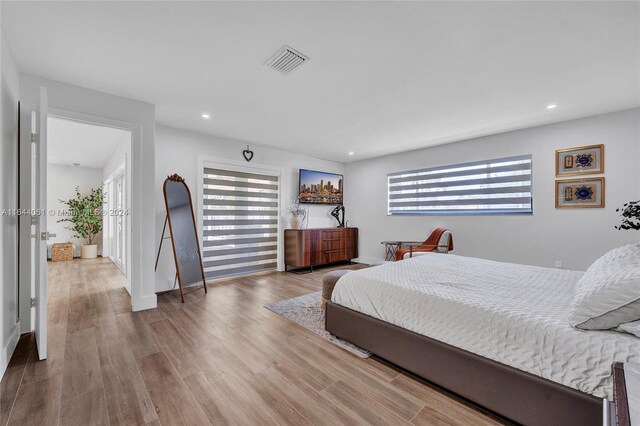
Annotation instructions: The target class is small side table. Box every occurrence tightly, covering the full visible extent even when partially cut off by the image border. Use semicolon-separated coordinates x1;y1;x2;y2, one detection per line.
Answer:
380;241;402;261
380;241;426;261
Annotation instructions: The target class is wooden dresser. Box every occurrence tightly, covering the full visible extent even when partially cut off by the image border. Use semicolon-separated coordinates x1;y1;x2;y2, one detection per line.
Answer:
284;227;358;271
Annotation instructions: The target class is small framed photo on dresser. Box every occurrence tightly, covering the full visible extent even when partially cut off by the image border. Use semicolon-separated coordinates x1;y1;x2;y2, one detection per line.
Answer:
555;144;604;177
556;177;605;208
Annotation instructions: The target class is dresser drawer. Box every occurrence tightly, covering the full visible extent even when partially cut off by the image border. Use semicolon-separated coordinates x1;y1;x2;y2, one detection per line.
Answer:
313;250;346;265
321;229;343;239
321;238;344;251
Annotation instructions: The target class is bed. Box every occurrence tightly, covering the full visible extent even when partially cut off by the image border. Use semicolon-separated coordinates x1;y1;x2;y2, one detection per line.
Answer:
325;254;640;426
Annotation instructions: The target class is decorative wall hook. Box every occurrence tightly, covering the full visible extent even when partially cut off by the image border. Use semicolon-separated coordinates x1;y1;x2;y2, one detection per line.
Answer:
243;145;254;162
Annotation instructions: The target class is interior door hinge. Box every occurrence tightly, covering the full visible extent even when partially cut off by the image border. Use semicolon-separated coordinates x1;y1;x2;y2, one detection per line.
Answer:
30;297;37;308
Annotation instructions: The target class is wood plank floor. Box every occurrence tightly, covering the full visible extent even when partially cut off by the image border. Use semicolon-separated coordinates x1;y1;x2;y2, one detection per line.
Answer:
1;258;509;426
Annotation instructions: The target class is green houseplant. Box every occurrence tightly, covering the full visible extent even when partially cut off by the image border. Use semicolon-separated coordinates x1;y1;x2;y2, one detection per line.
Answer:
58;186;104;258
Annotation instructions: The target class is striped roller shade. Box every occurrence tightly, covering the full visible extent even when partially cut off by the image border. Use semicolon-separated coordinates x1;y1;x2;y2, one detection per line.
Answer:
388;155;533;215
202;167;279;279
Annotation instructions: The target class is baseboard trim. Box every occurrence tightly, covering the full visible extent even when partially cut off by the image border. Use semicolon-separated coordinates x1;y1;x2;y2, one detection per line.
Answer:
132;293;157;312
1;321;20;380
353;256;384;265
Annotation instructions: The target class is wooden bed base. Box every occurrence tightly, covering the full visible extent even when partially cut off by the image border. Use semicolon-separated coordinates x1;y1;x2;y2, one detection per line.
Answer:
325;301;602;426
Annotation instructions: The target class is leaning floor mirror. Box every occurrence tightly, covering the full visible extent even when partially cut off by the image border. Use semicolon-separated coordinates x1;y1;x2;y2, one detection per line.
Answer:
161;174;207;302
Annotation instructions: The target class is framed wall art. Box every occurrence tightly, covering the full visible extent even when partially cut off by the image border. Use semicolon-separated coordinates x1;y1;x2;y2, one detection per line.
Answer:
555;144;604;177
556;177;605;208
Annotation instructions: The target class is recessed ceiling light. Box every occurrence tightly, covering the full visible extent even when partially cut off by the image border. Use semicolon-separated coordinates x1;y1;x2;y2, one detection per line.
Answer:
546;104;557;109
348;151;355;156
201;113;211;119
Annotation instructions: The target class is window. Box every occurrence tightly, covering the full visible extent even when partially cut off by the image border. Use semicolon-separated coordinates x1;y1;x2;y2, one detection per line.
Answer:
202;165;279;279
387;155;532;215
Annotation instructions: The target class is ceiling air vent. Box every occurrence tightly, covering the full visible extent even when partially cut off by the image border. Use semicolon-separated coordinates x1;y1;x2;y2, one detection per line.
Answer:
264;45;310;75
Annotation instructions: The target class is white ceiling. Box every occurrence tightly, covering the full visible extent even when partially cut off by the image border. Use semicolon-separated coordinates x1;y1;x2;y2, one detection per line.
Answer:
3;2;639;162
48;116;129;169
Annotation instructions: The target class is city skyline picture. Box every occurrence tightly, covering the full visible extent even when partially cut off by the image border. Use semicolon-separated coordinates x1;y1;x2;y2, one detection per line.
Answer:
299;169;343;205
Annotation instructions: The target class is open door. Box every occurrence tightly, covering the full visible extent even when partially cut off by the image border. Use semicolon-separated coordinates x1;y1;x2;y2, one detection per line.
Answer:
31;87;49;360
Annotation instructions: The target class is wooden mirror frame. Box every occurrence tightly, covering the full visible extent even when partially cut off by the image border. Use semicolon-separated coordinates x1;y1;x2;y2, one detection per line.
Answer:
162;174;207;302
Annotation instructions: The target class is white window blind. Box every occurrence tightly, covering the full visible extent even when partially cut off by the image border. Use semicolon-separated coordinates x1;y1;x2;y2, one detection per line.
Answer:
202;166;279;279
388;155;533;215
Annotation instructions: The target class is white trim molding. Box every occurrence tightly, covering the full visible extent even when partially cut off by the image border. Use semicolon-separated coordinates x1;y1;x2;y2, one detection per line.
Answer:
1;322;20;379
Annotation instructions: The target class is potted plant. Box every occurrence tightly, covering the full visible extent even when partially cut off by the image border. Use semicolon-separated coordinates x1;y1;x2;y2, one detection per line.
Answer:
615;200;640;231
59;186;104;259
288;197;307;230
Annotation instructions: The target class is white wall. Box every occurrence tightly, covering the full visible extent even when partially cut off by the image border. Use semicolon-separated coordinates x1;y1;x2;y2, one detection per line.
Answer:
47;164;103;256
345;108;640;271
0;26;20;378
103;134;130;181
19;75;156;312
155;125;344;291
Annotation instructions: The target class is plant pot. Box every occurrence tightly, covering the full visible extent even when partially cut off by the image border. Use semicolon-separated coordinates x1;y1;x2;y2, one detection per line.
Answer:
290;215;303;230
81;244;98;259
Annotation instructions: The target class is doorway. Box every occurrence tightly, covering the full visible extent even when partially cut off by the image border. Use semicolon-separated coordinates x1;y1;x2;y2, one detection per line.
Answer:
17;81;154;363
46;115;132;290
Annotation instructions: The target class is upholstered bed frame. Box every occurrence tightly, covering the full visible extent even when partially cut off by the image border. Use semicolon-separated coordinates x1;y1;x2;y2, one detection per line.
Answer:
325;301;602;426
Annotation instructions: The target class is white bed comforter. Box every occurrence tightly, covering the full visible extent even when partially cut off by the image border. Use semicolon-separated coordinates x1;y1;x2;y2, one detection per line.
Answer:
331;254;640;399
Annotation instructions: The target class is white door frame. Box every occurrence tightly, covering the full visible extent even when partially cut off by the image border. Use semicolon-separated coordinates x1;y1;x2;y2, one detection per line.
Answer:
17;88;50;358
19;75;156;322
19;107;136;333
49;108;133;293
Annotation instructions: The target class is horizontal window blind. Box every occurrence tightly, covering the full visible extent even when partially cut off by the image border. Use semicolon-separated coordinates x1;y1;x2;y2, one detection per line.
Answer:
388;155;532;215
203;166;279;279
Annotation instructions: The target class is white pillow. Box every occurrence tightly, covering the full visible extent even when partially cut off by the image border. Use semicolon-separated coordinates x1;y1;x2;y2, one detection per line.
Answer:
617;319;640;338
569;243;640;330
437;230;452;253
